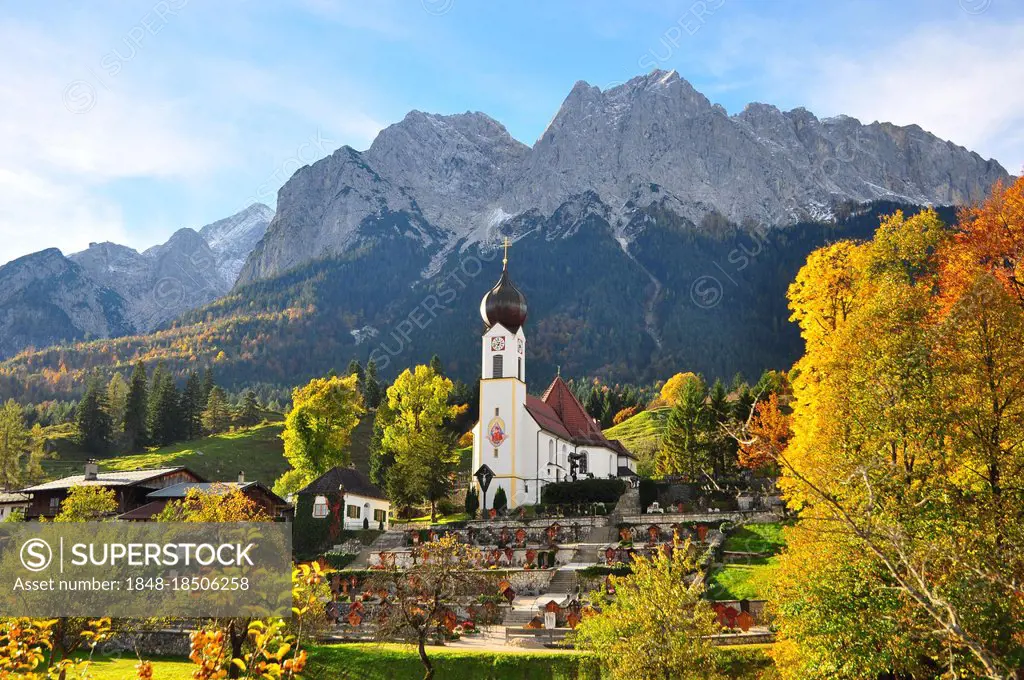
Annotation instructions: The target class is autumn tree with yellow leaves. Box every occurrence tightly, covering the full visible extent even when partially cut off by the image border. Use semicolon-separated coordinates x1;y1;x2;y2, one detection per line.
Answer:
767;185;1024;680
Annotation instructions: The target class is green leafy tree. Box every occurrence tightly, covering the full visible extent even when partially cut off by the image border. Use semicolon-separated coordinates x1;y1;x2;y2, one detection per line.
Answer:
281;374;364;479
271;468;310;499
202;386;232;434
123;360;149;451
381;365;462;521
0;399;30;491
54;485;118;522
75;376;113;456
573;537;720;680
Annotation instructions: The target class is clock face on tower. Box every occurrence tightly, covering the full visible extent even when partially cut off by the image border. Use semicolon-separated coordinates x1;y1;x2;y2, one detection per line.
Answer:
490;336;506;351
517;338;523;354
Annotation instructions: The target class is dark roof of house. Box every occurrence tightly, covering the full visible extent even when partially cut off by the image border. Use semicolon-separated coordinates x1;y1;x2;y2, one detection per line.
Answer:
116;500;170;521
525;377;636;460
297;467;388;501
20;467;201;492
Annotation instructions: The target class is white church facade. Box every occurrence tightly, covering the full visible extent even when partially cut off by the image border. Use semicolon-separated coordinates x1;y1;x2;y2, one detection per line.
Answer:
471;242;637;510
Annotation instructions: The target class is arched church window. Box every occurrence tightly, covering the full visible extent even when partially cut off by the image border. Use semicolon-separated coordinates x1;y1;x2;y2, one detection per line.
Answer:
548;440;554;463
493;354;503;378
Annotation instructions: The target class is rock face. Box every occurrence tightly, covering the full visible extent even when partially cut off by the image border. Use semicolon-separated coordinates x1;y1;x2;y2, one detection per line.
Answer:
0;249;131;358
0;204;273;358
239;70;1009;284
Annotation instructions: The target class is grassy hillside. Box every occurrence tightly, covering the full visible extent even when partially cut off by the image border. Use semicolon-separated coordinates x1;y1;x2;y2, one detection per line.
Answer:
603;407;670;473
41;412;379;488
44;422;289;486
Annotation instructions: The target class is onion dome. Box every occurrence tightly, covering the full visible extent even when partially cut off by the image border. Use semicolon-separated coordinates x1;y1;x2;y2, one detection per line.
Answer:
480;240;528;332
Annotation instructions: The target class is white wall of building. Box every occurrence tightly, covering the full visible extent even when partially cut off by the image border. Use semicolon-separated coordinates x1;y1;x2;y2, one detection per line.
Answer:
339;493;391;531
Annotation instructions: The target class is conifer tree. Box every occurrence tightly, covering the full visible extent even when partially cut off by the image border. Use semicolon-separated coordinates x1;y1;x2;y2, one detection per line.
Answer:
492;485;508;513
363;359;383;409
148;365;181;447
180;371;204;441
0;399;29;491
106;372;129;443
240;389;261;426
76;376;113;455
202;386;231;434
201;367;215;406
429;354;444;377
464;486;479;518
657;375;711;481
347;359;365;387
124;360;149;451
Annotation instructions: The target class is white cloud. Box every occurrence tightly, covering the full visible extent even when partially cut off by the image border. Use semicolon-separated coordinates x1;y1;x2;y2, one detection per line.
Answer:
0;20;225;264
801;21;1024;174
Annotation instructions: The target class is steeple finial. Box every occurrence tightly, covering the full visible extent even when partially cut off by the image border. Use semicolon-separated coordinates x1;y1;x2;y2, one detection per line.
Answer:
502;236;510;269
557;365;561;377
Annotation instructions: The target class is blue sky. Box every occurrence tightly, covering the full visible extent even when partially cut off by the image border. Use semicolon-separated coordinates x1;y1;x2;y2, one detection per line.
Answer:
2;0;1022;265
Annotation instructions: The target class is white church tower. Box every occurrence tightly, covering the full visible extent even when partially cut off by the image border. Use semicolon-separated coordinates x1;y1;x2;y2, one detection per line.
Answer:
473;238;529;510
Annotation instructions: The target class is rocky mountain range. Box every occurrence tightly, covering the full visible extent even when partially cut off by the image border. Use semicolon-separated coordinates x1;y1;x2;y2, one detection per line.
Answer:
0;203;272;358
0;70;1012;389
239;69;1008;284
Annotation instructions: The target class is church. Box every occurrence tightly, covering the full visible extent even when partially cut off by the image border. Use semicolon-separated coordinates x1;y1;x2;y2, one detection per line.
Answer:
471;242;637;510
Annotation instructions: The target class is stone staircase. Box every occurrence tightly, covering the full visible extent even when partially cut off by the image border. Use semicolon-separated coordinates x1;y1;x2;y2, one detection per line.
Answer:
344;529;406;569
503;607;539;627
544;568;578;596
574;522;616;564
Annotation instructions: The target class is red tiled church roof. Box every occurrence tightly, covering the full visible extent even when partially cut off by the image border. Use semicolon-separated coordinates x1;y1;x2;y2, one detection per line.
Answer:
528;377;634;459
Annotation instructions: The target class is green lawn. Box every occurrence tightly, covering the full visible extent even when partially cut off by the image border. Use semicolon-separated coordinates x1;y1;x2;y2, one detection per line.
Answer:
54;643;776;679
53;655;194;680
707;557;780;600
723;523;787;554
710;523;788;601
44;422;289;487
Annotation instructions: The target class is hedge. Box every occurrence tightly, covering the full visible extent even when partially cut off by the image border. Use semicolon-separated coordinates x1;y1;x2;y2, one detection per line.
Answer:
541;479;626;505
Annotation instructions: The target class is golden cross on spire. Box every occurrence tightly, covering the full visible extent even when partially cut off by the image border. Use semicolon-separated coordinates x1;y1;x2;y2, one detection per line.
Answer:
502;236;510;268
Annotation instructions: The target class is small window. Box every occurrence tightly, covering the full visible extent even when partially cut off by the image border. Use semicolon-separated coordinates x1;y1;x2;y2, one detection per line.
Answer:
373;508;387;523
492;354;503;378
346;504;361;519
493;447;499;458
548;440;554;463
495;407;499;416
312;495;329;518
518;357;522;380
49;497;60;511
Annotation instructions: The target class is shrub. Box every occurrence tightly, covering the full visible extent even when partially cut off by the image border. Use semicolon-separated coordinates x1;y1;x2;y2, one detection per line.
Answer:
322;552;357;570
639;479;669;512
464;487;479;517
612;406;641;425
493;486;508;513
542;478;626;505
437;497;459;516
